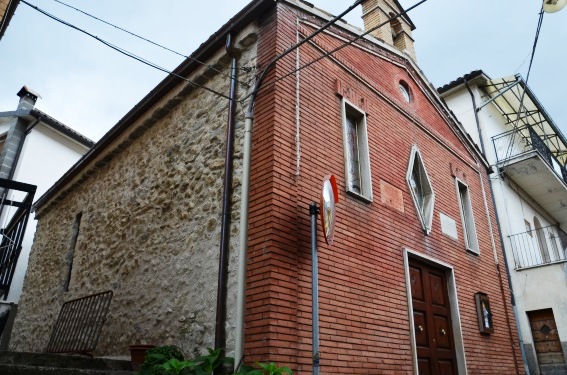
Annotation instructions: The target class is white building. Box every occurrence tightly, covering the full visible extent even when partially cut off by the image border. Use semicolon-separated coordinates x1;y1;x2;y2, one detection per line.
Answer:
0;86;93;347
440;70;567;375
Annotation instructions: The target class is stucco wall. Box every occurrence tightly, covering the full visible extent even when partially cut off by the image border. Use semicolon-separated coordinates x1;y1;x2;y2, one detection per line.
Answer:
10;24;257;357
6;125;90;303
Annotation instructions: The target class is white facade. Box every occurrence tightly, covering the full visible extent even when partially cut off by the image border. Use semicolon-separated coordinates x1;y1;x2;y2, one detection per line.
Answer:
4;124;90;302
441;72;567;375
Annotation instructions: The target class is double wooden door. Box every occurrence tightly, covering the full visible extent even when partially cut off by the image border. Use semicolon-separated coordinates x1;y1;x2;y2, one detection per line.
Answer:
409;259;458;375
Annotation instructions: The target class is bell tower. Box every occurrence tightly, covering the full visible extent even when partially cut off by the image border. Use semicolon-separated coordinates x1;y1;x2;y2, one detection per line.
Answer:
361;0;417;61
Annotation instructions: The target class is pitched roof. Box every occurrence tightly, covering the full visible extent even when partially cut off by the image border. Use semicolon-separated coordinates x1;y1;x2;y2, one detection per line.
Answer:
0;108;94;148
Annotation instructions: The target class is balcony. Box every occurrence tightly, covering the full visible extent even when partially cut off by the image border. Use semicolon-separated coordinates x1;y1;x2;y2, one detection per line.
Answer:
492;125;567;224
509;225;567;270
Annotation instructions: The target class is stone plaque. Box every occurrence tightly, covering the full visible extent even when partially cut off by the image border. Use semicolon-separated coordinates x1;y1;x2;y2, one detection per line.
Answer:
380;180;404;212
440;212;458;240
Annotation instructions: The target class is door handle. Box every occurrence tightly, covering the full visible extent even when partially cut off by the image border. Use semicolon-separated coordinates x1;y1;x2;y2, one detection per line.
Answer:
440;328;447;336
416;325;424;333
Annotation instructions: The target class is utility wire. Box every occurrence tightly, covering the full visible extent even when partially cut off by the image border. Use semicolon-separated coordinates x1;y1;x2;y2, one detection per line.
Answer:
50;0;251;87
245;0;366;111
503;6;545;163
21;0;232;100
246;0;428;103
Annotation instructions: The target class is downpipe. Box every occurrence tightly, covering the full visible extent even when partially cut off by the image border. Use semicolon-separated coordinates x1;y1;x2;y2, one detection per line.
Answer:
215;33;238;367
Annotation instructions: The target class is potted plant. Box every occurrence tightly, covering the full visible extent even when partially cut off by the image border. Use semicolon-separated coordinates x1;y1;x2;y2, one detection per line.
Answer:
129;344;157;371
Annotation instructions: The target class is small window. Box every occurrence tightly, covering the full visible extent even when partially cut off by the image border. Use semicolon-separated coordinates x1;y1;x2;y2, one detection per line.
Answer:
399;81;411;103
524;219;532;236
389;13;403;39
406;146;434;233
456;180;479;253
64;212;82;291
341;100;372;201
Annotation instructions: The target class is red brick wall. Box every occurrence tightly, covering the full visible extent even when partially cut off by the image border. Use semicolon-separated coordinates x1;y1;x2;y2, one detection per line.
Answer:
245;3;523;374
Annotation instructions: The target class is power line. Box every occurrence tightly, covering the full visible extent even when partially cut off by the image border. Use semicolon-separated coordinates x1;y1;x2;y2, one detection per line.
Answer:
21;0;233;101
50;0;252;87
246;0;428;104
503;7;545;163
245;0;366;111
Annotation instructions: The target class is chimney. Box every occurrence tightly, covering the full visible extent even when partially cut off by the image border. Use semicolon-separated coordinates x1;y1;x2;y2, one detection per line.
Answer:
361;0;417;61
16;86;40;111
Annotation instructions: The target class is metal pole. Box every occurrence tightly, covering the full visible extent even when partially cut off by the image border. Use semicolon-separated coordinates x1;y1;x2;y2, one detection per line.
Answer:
309;203;320;375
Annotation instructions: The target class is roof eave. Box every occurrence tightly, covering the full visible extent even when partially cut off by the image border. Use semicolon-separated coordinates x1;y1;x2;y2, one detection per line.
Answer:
33;0;274;212
0;0;20;41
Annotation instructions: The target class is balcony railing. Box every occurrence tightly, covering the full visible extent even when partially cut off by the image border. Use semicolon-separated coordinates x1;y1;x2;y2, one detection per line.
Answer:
492;125;567;184
509;225;567;270
0;179;36;299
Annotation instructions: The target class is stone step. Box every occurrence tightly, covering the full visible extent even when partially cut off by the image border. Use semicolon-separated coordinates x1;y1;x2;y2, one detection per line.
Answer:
0;351;134;373
0;363;133;374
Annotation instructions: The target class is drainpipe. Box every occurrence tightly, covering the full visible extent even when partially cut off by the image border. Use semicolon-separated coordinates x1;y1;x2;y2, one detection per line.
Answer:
215;33;238;363
234;111;253;368
465;79;528;374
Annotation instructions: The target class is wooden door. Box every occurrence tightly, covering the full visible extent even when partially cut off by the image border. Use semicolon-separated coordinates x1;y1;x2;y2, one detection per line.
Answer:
528;309;567;374
409;259;458;375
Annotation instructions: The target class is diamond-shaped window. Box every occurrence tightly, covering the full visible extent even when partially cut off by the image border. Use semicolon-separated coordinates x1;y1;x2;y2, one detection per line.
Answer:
406;145;435;234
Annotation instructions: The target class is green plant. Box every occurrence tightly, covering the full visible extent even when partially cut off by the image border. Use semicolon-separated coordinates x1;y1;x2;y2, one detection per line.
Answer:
139;345;185;375
160;358;196;375
234;362;292;375
139;346;292;375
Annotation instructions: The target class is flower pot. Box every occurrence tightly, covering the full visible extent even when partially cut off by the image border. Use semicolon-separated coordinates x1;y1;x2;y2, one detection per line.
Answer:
129;344;155;371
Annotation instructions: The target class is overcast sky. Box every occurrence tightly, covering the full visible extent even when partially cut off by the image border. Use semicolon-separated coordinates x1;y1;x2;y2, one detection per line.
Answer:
1;0;566;141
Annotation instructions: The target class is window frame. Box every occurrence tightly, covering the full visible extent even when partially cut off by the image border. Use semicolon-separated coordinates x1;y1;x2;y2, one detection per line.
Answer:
341;99;373;202
455;178;479;254
399;80;412;103
64;211;83;292
406;145;434;234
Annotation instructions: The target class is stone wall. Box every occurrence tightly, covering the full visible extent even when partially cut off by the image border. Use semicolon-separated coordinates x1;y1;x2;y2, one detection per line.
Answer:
10;24;258;358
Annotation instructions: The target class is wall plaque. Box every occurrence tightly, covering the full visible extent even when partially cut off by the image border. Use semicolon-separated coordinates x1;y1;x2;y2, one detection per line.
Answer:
440;212;458;240
380;180;404;212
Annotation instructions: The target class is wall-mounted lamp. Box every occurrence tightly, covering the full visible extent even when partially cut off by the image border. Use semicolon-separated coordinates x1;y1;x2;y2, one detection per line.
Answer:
543;0;567;13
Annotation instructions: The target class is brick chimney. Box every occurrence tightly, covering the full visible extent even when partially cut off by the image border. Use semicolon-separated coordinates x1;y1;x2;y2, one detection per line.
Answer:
361;0;417;61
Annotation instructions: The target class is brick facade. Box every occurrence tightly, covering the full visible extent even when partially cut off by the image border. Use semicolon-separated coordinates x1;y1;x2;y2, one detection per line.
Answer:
244;2;523;374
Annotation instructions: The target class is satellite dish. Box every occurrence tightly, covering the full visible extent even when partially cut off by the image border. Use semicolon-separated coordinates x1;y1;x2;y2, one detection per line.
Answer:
543;0;567;13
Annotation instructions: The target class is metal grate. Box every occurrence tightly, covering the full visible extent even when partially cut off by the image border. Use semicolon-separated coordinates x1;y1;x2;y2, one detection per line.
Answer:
46;291;113;355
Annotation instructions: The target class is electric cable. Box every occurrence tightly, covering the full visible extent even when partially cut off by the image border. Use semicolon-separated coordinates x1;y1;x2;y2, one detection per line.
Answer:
245;0;428;104
245;0;366;111
50;0;253;87
21;0;233;100
503;6;545;163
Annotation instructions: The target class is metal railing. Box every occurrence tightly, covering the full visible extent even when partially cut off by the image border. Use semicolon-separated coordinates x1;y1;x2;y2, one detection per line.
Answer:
46;291;113;355
509;225;567;269
492;125;567;184
0;179;36;299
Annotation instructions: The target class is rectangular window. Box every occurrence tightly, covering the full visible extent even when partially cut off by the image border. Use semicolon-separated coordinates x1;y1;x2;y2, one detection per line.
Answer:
456;180;479;253
64;212;82;291
342;100;372;201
